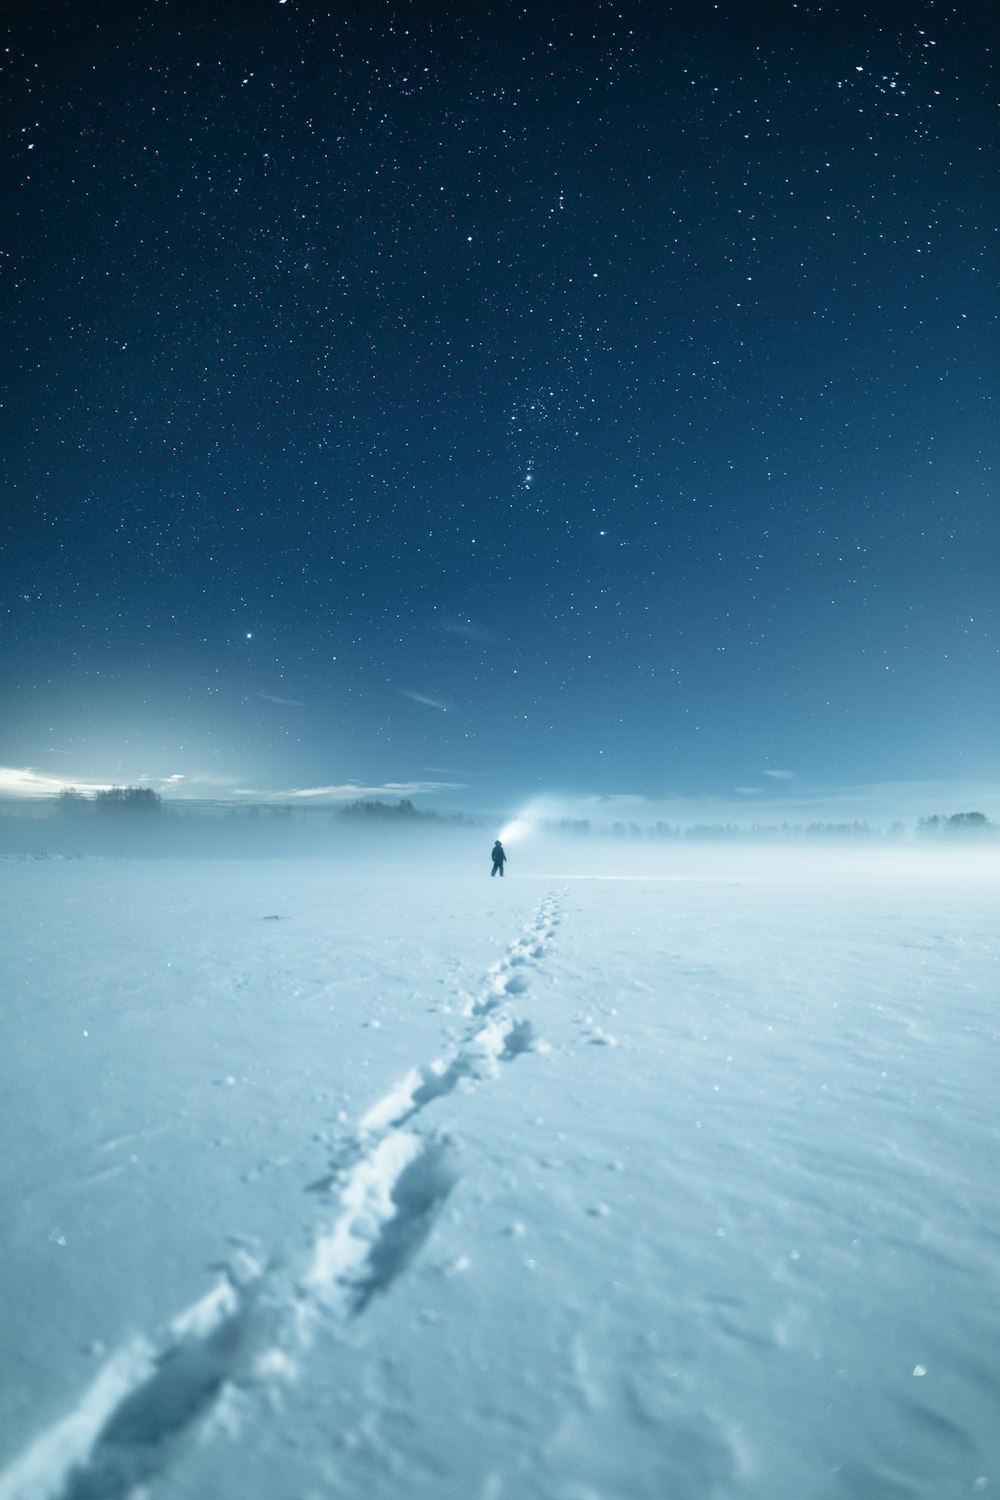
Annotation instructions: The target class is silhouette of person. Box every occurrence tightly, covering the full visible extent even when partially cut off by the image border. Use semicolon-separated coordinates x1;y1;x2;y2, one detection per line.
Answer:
491;839;507;877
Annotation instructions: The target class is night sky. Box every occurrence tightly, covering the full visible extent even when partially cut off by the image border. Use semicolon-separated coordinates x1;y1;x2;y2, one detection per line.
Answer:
3;0;997;821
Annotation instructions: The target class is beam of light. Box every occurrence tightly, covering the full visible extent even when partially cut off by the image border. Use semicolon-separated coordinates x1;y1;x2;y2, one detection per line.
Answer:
497;817;531;843
496;795;568;844
497;806;547;843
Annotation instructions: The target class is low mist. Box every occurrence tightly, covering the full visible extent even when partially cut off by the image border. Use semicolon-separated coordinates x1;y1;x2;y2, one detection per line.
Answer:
1;796;997;886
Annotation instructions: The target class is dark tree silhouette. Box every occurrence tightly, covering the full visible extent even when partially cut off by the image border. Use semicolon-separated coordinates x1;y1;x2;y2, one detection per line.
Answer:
57;789;89;815
93;786;162;813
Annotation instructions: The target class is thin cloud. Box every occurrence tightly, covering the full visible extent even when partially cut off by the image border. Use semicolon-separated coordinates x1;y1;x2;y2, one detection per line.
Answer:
402;690;452;713
435;617;494;644
0;766;109;798
0;765;251;800
234;780;465;802
259;692;305;708
166;773;245;794
142;772;242;796
764;769;795;780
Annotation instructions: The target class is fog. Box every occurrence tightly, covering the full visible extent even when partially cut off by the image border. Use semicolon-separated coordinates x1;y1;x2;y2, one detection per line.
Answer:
2;800;997;889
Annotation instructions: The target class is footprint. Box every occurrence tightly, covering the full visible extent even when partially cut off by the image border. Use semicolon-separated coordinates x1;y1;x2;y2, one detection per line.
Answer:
342;1135;461;1314
502;1019;540;1058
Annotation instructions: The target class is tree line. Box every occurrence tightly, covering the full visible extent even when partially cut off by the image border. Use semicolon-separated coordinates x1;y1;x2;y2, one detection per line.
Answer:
45;791;997;839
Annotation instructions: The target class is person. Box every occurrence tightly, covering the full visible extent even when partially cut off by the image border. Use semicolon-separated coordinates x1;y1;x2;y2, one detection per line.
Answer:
491;839;507;877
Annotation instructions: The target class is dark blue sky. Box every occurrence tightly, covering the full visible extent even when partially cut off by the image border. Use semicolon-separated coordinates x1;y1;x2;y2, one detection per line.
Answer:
2;0;997;820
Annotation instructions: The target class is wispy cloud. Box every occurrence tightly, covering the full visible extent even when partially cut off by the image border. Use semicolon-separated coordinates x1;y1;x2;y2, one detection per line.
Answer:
764;769;795;780
259;692;305;708
0;766;111;798
137;771;244;796
167;773;245;794
402;690;452;713
0;761;468;805
435;617;494;644
233;780;466;802
0;766;245;800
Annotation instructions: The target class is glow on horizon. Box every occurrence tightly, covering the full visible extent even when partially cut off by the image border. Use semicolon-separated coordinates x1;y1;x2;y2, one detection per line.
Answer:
3;765;1000;835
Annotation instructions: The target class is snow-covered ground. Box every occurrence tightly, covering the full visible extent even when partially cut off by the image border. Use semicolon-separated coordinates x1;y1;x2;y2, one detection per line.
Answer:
1;841;998;1499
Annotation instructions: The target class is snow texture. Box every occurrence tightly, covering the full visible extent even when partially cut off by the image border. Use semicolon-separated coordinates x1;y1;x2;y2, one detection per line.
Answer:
0;849;998;1499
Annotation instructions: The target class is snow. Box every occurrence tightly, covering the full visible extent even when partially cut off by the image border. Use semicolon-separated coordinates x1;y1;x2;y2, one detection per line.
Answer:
1;842;998;1499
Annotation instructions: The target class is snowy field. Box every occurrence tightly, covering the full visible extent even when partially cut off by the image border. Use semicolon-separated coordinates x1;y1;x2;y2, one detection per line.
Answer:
1;841;998;1500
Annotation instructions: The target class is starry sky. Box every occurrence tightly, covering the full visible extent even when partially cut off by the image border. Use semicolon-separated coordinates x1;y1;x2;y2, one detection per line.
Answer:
2;0;997;821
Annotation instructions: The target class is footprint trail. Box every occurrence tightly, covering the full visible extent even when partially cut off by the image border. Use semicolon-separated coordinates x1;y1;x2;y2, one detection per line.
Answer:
0;892;564;1500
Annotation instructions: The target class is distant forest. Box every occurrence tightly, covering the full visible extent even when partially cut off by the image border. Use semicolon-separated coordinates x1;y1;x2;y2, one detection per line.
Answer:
0;789;994;844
